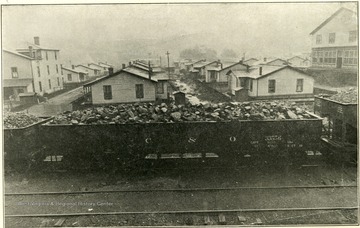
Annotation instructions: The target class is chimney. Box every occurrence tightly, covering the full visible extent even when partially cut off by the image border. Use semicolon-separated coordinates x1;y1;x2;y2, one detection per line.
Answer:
72;65;75;69
34;37;40;45
122;63;126;69
108;67;114;75
148;61;152;80
263;57;267;62
129;61;132;66
259;67;262;76
28;46;33;58
246;65;250;73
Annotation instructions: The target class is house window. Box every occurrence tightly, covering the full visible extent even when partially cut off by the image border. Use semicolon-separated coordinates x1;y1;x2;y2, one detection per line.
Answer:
329;33;336;44
319;51;323;63
349;31;357;42
135;84;144;99
94;70;98;75
103;85;112;100
157;81;164;94
46;51;48;60
11;67;18;78
312;51;317;63
57;77;60;86
48;79;51;89
62;77;64;84
268;80;276;93
60;64;63;75
250;79;253;92
210;71;216;81
240;78;245;87
47;65;50;75
39;81;42;92
316;35;322;44
67;74;72;81
296;79;303;92
55;52;57;60
56;65;59;74
344;50;358;65
37;66;41;77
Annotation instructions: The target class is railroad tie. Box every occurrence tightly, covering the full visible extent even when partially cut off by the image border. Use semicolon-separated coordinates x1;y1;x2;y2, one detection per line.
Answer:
54;218;66;227
204;215;211;225
218;214;226;225
237;215;246;223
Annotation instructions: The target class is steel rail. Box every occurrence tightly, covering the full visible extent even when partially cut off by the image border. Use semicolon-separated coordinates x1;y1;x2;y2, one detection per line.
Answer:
5;206;358;218
5;184;357;196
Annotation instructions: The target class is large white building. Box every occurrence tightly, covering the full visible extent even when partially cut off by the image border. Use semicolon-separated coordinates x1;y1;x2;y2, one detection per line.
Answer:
3;37;64;99
227;65;314;101
310;7;357;69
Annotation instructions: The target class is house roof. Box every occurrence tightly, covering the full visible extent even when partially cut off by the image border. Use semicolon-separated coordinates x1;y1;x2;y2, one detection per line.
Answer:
287;56;305;61
310;7;356;35
62;67;88;74
229;65;312;80
76;65;97;71
3;79;33;87
3;49;33;60
88;63;103;68
219;61;248;72
196;61;218;68
83;66;158;87
99;62;113;67
244;58;258;62
16;42;59;51
152;72;170;81
266;58;289;65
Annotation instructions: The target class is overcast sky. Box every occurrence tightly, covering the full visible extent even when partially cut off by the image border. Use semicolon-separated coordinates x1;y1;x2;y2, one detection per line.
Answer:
2;2;358;65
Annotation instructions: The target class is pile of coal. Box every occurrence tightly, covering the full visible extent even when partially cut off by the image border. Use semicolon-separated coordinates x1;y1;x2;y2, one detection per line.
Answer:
328;87;358;104
4;112;41;129
48;101;314;125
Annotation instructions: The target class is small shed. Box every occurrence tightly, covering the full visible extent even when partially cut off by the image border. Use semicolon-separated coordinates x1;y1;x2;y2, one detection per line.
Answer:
173;91;186;105
19;92;38;105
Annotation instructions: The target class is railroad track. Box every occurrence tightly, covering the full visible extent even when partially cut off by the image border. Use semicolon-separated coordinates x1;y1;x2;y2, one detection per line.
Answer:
5;207;358;226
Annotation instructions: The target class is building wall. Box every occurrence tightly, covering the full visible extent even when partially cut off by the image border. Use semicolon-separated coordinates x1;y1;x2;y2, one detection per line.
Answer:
155;81;172;100
31;50;63;95
91;72;156;104
311;9;357;48
63;69;81;83
255;68;314;97
2;52;33;81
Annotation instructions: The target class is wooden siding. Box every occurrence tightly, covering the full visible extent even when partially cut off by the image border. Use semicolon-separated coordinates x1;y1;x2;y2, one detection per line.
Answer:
91;72;156;104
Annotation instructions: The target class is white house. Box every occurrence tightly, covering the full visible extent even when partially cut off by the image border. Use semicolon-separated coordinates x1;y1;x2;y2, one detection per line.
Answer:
287;56;311;68
83;63;172;105
88;63;106;75
206;61;248;83
15;37;64;95
310;7;357;69
2;50;34;100
3;37;64;99
227;65;314;101
76;65;101;78
62;66;89;83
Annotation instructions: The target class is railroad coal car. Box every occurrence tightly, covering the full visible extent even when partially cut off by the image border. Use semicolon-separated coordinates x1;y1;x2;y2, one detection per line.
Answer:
314;95;357;163
39;112;322;169
4;117;52;169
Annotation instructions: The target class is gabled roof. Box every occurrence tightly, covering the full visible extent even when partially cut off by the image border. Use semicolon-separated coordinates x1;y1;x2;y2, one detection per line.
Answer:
16;42;59;51
88;63;103;68
62;67;88;74
310;7;356;35
197;61;218;68
98;62;113;67
76;65;98;71
244;58;258;62
266;58;290;65
287;56;306;62
83;67;157;87
3;49;33;60
191;59;206;67
228;65;313;80
219;61;248;72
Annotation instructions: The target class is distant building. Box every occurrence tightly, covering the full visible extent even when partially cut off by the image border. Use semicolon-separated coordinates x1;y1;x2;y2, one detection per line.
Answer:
310;7;357;69
76;65;101;78
206;61;248;83
227;65;314;101
243;58;258;66
88;63;107;75
287;56;311;68
3;37;64;99
62;66;89;83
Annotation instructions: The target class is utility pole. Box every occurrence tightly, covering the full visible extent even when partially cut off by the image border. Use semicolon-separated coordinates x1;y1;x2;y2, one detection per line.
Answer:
166;51;170;79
